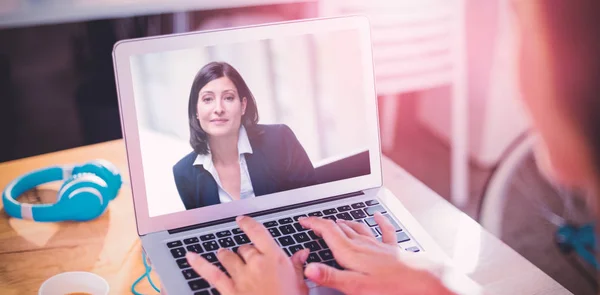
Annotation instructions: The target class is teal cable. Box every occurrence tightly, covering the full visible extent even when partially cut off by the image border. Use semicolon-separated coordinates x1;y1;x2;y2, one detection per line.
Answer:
131;251;161;294
144;252;161;292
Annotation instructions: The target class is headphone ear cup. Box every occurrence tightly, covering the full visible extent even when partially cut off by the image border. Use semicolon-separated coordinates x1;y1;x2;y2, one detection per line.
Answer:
72;160;122;201
57;173;109;221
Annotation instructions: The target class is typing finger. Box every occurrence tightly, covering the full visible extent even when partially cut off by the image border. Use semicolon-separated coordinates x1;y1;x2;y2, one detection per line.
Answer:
186;252;235;294
237;244;262;263
336;220;360;239
216;248;245;279
374;212;397;245
337;219;374;237
236;216;280;254
304;263;367;295
299;217;352;250
291;249;310;282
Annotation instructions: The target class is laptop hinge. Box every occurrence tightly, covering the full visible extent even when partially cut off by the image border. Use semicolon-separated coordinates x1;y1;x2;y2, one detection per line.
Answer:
167;190;365;235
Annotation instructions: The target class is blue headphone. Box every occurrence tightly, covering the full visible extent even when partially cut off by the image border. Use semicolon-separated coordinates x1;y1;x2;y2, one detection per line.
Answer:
2;159;122;222
556;223;598;269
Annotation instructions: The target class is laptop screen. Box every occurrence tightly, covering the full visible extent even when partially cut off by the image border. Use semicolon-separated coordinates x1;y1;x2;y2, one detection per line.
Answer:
129;28;372;217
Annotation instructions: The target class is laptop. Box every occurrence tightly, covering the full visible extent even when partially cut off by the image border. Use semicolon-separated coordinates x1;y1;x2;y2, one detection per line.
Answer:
112;16;449;295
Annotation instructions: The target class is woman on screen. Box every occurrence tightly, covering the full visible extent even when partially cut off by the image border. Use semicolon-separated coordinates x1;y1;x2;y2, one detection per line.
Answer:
173;62;316;210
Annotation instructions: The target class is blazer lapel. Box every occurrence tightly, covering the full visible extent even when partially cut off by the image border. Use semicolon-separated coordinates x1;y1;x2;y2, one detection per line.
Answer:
193;166;220;207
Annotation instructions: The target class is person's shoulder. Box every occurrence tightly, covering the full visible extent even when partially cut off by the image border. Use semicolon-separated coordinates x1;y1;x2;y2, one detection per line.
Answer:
253;124;293;137
173;151;197;174
250;124;299;151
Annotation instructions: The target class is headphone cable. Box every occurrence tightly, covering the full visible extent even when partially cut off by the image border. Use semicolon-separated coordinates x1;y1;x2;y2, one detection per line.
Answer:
131;251;161;294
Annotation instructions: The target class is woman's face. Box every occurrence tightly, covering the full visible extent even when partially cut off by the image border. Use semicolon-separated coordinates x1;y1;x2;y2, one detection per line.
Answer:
196;76;247;138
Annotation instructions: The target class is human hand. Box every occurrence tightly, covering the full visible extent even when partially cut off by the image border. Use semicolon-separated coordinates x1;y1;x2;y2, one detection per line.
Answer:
186;216;309;295
298;212;456;295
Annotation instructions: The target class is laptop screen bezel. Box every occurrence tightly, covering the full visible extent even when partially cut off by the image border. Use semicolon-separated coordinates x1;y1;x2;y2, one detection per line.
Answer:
112;16;382;236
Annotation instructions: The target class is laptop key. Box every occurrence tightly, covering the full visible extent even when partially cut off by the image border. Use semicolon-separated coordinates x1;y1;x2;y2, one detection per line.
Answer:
232;228;243;235
351;202;366;209
263;221;278;228
278;217;294;224
307;252;321;263
269;228;282;237
337;205;351;212
182;268;200;280
203;241;219;251
323;216;337;221
293;222;309;232
350;209;367;219
184;237;200;244
234;234;251;245
293;214;307;221
232;246;240;253
364;217;377;227
201;252;218;263
335;212;352;221
396;232;410;243
406;246;420;253
218;237;235;248
365;199;379;206
167;240;183;248
186;244;203;253
365;205;386;216
176;258;190;269
279;225;296;235
200;234;216;241
289;244;304;254
216;230;231;238
317;239;328;249
194;291;210;295
371;228;379;237
382;214;402;232
283;248;292;257
188;278;210;291
318;249;333;261
293;232;310;244
278;236;295;246
304;241;321;252
170;247;186;258
323;208;337;215
308;211;323;217
211;288;221;295
307;230;320;240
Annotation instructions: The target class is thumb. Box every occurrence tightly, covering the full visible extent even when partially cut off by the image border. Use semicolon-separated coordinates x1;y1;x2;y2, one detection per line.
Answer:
304;263;365;294
291;249;310;280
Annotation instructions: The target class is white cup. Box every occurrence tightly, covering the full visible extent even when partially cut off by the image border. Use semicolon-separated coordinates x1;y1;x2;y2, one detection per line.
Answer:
38;271;109;295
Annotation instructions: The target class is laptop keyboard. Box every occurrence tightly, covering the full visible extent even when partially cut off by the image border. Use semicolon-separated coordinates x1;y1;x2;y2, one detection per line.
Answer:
165;199;418;294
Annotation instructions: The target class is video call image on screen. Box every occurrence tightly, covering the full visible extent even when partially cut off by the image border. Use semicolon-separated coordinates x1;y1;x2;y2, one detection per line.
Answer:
130;29;371;217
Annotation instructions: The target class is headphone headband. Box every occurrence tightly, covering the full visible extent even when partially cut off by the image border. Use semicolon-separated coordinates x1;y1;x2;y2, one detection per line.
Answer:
3;166;67;220
2;161;120;222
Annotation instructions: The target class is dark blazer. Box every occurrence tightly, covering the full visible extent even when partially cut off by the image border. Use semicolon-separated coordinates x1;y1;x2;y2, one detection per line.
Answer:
173;124;316;210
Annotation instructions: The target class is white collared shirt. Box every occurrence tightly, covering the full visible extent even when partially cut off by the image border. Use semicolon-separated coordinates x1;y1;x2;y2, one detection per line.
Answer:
193;126;256;203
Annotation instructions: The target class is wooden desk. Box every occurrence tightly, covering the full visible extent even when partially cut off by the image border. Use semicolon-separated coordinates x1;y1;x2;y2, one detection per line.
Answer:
0;140;568;294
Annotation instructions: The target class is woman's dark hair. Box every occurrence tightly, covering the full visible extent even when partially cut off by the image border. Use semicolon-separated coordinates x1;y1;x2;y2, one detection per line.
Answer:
540;1;600;180
188;62;259;155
